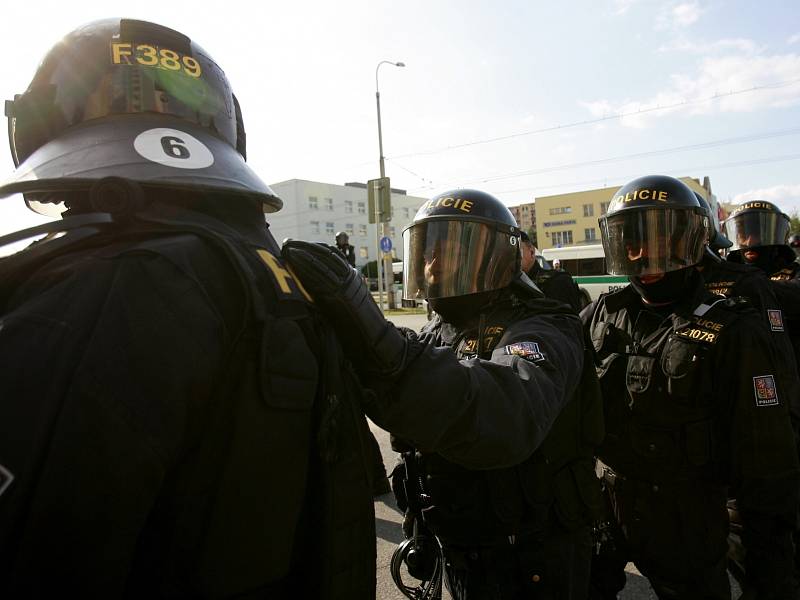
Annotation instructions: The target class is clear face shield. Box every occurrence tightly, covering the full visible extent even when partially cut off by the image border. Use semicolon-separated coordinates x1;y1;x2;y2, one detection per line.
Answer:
403;219;519;300
599;207;708;276
723;212;790;250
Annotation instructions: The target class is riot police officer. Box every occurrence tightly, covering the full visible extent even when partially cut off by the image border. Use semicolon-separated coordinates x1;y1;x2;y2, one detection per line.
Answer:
520;230;583;311
583;175;800;599
335;231;357;267
284;189;604;599
790;233;800;260
0;19;377;597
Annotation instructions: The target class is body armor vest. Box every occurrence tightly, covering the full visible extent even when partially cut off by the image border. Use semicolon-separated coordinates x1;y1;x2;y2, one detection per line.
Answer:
408;289;603;545
0;206;376;598
591;293;743;484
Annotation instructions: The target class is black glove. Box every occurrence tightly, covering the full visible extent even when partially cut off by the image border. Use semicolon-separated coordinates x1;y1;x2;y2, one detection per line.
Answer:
281;240;412;378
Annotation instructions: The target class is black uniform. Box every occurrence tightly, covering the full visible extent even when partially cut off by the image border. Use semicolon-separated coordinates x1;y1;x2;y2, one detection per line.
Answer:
583;276;800;599
0;204;377;598
526;263;583;311
383;281;604;599
701;253;800;424
337;243;357;267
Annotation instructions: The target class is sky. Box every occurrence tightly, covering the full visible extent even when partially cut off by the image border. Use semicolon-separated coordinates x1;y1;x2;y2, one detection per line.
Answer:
1;0;799;241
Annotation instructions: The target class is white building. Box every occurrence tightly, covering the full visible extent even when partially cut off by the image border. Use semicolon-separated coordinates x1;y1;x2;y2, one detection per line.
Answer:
267;179;429;268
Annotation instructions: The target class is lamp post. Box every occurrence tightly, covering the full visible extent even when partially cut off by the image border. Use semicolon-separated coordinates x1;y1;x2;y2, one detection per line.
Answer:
375;59;405;310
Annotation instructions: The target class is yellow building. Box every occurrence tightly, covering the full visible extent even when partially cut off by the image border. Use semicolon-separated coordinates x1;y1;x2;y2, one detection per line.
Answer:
534;176;717;250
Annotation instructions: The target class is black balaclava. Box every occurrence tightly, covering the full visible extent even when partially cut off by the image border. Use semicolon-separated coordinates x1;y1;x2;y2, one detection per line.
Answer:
735;245;795;273
429;290;499;327
629;267;697;305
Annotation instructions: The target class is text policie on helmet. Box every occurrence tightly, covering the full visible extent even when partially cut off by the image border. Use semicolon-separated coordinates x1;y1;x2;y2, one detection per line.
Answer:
0;18;383;597
284;188;605;599
583;174;800;599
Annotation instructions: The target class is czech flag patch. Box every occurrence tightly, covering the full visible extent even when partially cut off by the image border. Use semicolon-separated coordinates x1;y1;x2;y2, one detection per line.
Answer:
767;309;785;332
753;375;779;407
504;342;545;363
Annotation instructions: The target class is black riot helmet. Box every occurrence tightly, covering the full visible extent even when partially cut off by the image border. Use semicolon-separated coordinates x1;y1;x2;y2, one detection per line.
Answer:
694;192;732;251
402;189;520;300
722;200;790;252
335;231;349;244
0;18;281;216
599;175;709;276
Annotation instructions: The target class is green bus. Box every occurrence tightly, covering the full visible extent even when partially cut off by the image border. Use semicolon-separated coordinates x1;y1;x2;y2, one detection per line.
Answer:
539;243;628;306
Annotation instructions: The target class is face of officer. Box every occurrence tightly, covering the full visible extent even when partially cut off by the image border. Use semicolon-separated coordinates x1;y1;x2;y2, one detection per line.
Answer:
423;237;461;295
735;231;762;263
625;238;668;286
520;241;536;272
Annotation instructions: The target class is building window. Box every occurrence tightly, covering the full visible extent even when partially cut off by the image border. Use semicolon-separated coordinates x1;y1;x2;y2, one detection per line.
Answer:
344;200;353;214
308;196;318;210
324;197;333;211
390;226;396;237
325;222;335;235
345;223;354;236
310;220;320;234
549;206;572;215
359;246;369;258
585;228;597;241
358;224;367;237
583;204;594;217
552;230;573;246
357;202;366;215
404;207;411;218
600;202;610;215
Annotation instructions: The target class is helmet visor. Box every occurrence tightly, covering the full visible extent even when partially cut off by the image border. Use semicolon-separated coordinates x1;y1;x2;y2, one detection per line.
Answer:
723;212;790;250
600;208;707;276
9;25;234;166
403;220;519;300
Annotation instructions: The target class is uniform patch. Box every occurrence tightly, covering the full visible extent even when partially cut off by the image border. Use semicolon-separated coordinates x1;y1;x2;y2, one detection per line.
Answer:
767;309;785;332
0;463;14;498
675;327;718;344
753;375;779;407
504;342;545;363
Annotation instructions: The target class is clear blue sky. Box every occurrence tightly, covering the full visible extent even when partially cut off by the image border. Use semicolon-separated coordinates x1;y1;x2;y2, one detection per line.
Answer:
1;0;799;239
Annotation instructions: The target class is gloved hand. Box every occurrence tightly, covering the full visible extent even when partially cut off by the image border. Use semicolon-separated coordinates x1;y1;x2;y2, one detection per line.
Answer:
281;240;414;378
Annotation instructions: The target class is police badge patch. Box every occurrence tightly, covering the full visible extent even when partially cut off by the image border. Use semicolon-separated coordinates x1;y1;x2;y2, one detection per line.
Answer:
504;342;545;363
0;463;14;497
767;309;785;332
753;375;779;407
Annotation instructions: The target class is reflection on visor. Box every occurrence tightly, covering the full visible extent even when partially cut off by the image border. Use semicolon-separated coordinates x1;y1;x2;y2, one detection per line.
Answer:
403;220;518;299
723;212;790;250
600;208;707;276
9;35;233;167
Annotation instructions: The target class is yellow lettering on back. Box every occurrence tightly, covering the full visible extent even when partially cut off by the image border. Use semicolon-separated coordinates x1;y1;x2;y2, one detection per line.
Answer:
258;249;296;295
658;191;667;201
460;200;473;213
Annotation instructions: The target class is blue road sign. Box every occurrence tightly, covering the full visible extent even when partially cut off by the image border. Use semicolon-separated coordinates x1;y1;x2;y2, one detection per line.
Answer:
380;236;393;253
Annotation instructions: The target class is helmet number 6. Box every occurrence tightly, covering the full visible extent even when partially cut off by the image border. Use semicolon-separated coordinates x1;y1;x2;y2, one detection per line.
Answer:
161;136;190;159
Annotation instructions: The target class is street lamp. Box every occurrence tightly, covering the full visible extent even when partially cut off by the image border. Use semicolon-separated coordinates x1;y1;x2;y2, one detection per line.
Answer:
375;59;405;310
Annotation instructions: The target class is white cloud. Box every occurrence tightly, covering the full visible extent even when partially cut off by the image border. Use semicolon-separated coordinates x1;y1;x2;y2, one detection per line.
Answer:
613;0;639;15
657;1;705;30
581;51;800;128
789;33;800;46
659;37;761;55
732;184;800;214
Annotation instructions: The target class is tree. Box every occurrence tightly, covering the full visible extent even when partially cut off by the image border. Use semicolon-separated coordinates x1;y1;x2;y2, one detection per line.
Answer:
789;210;800;235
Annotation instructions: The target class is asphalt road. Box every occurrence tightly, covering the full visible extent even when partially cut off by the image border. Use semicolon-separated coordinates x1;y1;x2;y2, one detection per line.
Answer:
374;313;740;599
